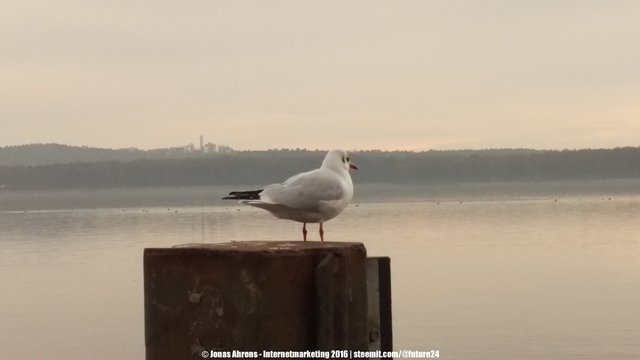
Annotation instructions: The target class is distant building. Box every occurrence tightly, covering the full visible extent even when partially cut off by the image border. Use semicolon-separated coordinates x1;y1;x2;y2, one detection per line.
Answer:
181;138;233;154
184;143;196;153
205;143;217;153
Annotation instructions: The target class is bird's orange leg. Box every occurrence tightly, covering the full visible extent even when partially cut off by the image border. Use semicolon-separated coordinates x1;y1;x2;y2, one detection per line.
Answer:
302;223;307;242
319;222;324;242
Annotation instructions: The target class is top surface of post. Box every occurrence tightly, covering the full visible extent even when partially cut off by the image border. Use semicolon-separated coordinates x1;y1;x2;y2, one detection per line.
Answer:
145;241;366;256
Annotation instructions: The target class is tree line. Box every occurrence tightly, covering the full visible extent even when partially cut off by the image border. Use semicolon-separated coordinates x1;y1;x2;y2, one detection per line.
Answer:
0;147;639;190
0;143;235;167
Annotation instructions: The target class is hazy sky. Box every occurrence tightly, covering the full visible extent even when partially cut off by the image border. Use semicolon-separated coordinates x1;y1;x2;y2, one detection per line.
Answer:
2;1;639;150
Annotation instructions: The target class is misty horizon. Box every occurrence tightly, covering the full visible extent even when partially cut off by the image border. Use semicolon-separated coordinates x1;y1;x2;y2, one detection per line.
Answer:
2;141;640;153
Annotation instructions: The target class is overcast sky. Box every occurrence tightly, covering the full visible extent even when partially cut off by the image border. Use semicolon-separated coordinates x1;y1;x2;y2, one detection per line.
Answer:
2;1;638;150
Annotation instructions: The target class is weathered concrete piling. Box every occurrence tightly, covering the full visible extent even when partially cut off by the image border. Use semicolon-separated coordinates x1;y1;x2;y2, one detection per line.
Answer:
144;241;391;359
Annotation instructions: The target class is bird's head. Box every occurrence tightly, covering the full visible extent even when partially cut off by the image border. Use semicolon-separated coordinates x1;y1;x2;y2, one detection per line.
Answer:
322;150;358;172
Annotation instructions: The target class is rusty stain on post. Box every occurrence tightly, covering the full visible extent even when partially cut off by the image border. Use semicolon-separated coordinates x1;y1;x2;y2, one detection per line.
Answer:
144;241;370;359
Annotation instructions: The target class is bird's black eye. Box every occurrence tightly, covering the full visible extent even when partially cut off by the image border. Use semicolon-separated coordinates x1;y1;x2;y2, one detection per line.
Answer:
346;157;350;162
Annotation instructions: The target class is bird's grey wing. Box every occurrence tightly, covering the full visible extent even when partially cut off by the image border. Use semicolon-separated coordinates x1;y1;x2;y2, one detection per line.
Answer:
259;169;344;211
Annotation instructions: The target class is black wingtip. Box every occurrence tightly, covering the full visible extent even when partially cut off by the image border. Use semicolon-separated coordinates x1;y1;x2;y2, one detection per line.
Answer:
222;189;263;200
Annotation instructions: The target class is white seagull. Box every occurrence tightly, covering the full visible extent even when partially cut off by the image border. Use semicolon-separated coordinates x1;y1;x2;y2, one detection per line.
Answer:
223;150;358;241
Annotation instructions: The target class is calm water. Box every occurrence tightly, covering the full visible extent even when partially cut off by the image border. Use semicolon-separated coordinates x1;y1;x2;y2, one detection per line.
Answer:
1;183;639;359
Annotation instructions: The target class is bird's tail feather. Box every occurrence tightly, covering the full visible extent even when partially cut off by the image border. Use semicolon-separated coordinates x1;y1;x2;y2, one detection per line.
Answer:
222;189;263;200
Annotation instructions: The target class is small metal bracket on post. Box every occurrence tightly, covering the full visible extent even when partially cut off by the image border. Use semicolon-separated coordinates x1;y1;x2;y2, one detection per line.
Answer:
367;257;393;357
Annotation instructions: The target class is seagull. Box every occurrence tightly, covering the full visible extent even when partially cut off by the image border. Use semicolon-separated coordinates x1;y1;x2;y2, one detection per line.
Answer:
223;150;358;241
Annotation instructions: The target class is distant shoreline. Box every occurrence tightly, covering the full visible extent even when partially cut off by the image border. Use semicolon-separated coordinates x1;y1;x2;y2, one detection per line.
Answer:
2;146;640;191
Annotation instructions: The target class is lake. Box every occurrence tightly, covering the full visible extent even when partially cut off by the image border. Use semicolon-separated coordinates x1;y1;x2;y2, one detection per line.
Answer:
1;181;639;359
